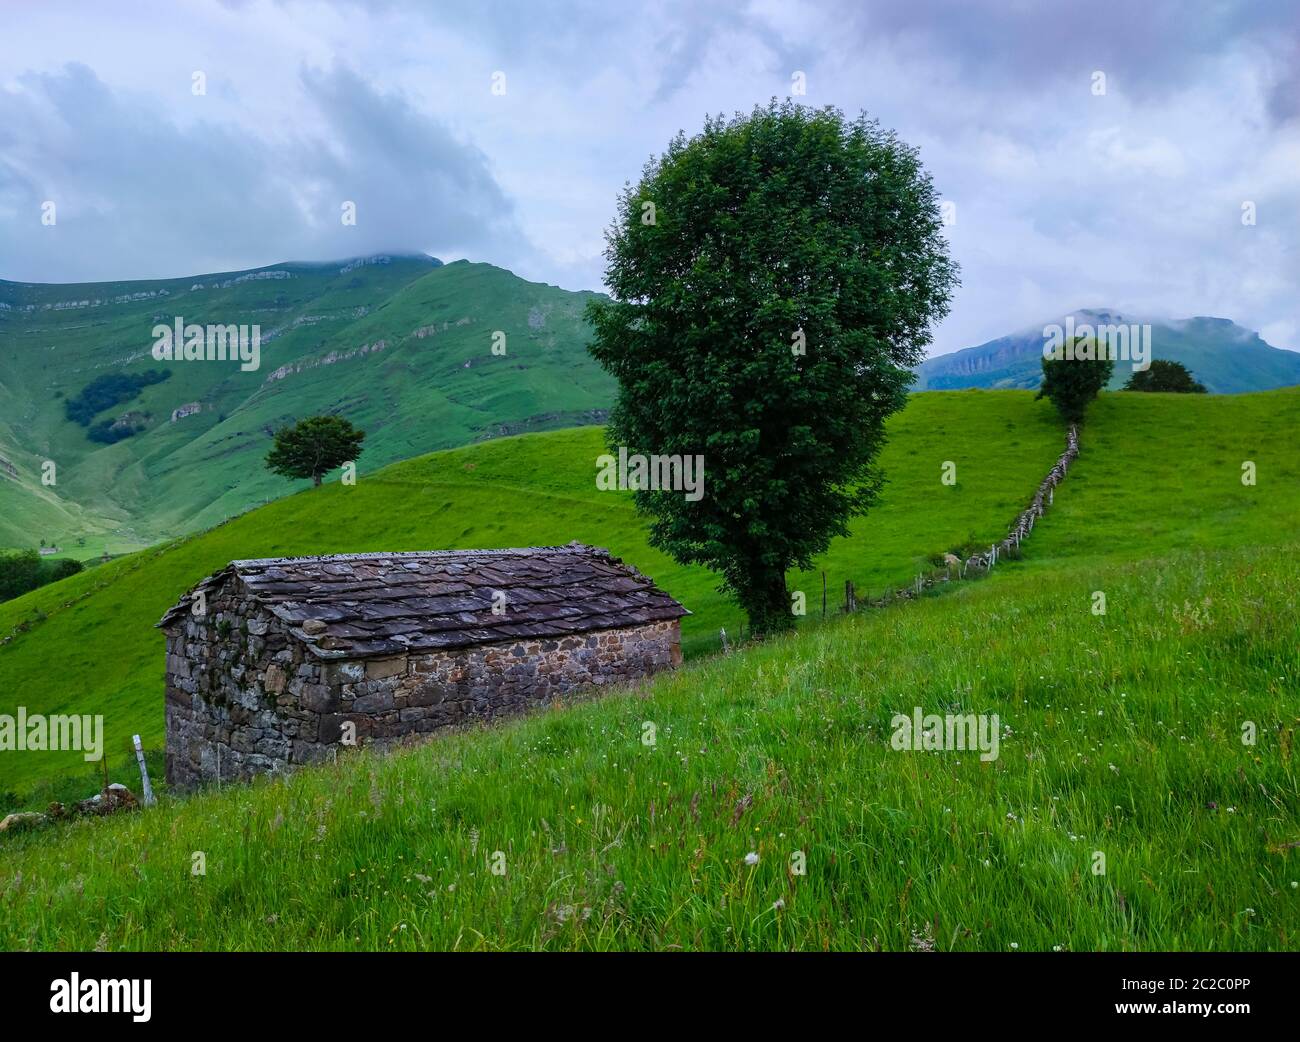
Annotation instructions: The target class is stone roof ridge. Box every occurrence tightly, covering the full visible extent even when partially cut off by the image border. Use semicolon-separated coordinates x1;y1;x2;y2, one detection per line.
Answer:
157;542;688;654
229;541;608;570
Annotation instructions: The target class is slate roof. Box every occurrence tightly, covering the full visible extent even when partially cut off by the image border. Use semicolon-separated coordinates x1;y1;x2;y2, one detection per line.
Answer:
158;542;689;659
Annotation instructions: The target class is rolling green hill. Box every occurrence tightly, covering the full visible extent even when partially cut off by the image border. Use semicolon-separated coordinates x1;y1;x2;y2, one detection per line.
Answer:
1024;389;1300;559
0;388;1296;951
0;255;613;557
915;309;1300;394
0;390;1067;797
9;266;1293;576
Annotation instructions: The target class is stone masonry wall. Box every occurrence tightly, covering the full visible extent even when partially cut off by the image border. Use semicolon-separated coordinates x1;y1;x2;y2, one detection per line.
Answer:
165;586;681;789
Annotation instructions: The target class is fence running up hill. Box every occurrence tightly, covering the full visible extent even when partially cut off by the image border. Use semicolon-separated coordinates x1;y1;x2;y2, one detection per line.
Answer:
840;422;1081;614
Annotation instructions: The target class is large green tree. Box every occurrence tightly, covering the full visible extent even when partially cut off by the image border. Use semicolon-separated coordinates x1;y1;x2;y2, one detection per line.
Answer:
586;102;958;637
265;415;365;487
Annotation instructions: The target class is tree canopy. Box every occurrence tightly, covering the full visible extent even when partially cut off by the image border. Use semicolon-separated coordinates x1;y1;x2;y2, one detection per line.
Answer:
586;101;958;636
1124;359;1207;393
1036;342;1114;424
0;550;42;603
264;415;365;487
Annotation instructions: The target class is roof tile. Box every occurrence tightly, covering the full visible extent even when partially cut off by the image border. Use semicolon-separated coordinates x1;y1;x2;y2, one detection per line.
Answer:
159;542;689;659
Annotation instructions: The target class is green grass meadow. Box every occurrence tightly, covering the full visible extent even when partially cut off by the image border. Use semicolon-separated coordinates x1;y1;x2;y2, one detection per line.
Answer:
0;387;1296;950
0;390;1064;796
0;545;1295;951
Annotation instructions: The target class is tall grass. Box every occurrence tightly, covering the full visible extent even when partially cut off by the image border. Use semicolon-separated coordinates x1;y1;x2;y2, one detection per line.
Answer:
0;392;1064;795
2;545;1295;951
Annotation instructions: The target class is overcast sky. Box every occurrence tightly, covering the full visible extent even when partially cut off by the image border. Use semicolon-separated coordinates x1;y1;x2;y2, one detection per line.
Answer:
1;0;1297;356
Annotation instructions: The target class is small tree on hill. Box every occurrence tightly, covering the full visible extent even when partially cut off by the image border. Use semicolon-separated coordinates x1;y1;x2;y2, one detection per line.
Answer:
0;549;42;602
265;415;365;487
586;101;958;637
1036;341;1113;424
1123;359;1207;393
51;558;84;581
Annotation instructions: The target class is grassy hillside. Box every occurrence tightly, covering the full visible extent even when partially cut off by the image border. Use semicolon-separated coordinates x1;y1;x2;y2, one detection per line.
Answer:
0;391;1066;797
1027;389;1300;558
0;543;1294;951
0;388;1296;951
0;256;613;555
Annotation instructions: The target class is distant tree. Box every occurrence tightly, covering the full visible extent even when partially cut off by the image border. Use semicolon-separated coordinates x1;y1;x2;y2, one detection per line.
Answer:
265;415;365;487
65;369;170;426
0;550;42;602
51;558;84;581
1123;359;1207;393
586;101;958;637
1036;340;1114;424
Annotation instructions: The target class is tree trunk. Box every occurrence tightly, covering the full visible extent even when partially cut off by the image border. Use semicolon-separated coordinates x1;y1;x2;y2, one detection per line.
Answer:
741;568;793;639
313;473;323;487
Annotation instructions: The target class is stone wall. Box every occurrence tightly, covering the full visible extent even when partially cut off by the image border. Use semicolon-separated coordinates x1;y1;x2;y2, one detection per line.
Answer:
963;422;1079;572
850;423;1082;612
164;582;681;789
164;580;324;789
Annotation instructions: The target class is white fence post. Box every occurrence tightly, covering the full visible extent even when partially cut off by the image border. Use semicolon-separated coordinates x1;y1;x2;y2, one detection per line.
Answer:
132;734;156;807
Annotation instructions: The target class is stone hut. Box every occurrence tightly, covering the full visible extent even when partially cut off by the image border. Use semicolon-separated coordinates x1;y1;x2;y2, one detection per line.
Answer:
159;543;688;789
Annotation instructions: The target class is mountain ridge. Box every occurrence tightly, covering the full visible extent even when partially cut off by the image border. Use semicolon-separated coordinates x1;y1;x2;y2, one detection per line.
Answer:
5;267;1297;561
916;308;1300;394
0;254;613;556
0;252;443;296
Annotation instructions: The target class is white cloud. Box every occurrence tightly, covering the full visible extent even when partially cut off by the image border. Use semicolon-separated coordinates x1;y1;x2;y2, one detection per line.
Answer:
0;0;1295;353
